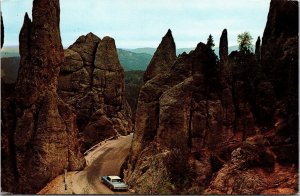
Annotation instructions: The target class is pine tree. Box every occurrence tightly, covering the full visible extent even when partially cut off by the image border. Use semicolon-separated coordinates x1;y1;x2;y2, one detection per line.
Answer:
206;34;215;49
237;32;253;53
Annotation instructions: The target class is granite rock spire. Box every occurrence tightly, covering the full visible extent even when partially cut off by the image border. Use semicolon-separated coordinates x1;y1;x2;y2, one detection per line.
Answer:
143;29;176;82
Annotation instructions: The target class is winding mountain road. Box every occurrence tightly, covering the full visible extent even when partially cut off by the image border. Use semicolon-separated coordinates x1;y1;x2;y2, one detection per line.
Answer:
38;134;133;194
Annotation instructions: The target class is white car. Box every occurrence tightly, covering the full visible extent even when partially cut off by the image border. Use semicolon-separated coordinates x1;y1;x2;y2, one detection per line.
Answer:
101;176;128;191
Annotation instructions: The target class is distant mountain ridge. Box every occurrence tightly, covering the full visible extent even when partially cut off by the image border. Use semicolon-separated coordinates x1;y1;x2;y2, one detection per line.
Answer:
1;45;240;58
1;45;240;82
117;49;152;71
126;47;195;56
1;46;19;58
125;47;156;56
1;47;152;74
125;46;239;56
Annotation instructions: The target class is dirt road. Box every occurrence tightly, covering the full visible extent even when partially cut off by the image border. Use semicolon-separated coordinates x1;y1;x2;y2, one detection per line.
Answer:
38;134;133;194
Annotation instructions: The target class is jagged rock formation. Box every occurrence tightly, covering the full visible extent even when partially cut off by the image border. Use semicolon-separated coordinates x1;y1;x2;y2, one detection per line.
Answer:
206;0;298;194
219;29;228;64
57;33;132;150
1;13;4;48
261;0;298;104
255;36;261;61
125;1;298;194
125;30;232;193
261;0;298;99
1;0;85;193
260;0;298;164
143;29;176;82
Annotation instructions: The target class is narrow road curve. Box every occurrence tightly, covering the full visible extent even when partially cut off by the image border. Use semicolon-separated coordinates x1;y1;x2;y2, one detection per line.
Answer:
38;134;133;194
84;134;132;193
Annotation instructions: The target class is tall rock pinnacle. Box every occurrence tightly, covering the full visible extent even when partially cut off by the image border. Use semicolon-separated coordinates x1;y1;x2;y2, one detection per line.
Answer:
255;36;261;61
1;13;4;48
143;29;176;82
2;0;85;193
219;29;228;64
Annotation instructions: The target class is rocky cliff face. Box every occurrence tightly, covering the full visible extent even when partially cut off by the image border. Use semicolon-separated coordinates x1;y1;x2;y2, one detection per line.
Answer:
125;0;298;194
1;0;85;193
261;0;298;99
206;1;298;193
143;29;176;82
260;0;298;164
57;33;132;150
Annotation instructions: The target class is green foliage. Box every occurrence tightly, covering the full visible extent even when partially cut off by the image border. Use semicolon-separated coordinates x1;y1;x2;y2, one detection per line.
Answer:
124;70;144;84
165;132;195;191
237;32;253;53
117;49;152;71
203;43;221;94
124;71;144;121
206;34;215;49
1;57;20;83
135;156;174;194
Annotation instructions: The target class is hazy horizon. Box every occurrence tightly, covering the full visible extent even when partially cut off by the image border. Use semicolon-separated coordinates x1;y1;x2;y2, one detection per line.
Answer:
1;44;240;50
1;0;270;49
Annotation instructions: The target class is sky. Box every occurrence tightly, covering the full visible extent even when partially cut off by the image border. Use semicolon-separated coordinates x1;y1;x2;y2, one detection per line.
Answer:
1;0;271;49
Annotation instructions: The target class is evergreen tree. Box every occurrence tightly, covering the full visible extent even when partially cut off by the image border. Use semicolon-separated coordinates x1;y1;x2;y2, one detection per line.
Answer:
206;34;215;49
237;32;253;53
